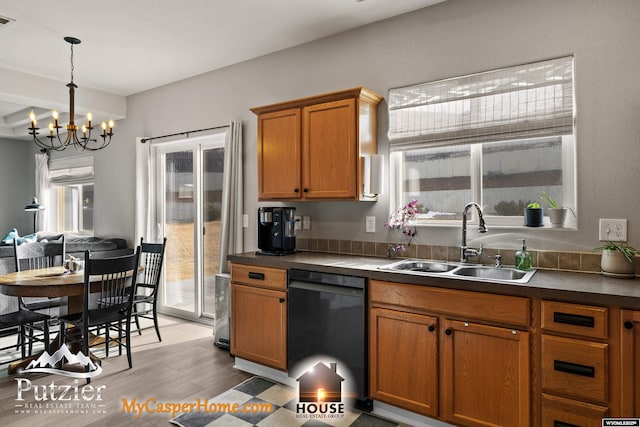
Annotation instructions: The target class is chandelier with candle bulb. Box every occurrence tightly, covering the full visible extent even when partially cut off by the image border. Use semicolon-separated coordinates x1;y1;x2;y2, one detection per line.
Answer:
28;37;114;151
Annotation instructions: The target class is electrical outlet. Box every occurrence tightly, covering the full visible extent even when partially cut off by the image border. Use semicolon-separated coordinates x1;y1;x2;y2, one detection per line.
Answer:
242;214;249;228
294;215;302;231
303;216;311;230
599;218;627;242
365;216;376;233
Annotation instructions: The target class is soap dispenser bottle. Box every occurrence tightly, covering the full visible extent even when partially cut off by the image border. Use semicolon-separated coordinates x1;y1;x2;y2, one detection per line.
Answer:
515;239;533;271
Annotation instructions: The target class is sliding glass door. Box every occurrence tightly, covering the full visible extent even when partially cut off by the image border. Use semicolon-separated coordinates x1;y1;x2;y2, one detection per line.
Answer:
153;132;226;321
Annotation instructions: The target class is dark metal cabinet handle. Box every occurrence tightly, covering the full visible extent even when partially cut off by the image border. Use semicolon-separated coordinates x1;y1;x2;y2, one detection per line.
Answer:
428;325;435;332
554;421;580;427
303;188;308;193
248;272;265;280
553;360;595;378
445;329;452;336
624;321;634;330
294;188;300;193
553;311;595;328
279;298;285;303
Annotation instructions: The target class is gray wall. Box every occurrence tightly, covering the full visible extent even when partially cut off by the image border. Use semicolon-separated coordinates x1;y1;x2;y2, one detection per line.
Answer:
0;138;35;235
59;0;640;253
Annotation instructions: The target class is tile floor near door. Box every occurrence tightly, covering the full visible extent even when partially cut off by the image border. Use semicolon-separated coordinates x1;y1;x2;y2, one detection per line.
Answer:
0;315;251;427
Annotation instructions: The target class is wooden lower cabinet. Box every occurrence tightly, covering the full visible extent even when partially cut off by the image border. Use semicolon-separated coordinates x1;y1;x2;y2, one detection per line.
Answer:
542;394;607;427
441;319;530;427
369;308;439;417
231;283;287;370
369;280;531;426
620;309;640;416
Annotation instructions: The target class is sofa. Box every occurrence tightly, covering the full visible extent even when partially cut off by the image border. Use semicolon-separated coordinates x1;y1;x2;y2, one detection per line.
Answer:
0;233;133;314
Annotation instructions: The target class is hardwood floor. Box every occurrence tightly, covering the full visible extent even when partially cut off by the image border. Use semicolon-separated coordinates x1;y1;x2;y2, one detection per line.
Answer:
0;315;251;426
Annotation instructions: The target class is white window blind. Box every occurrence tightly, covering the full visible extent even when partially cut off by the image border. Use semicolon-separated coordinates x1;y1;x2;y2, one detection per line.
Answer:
388;56;574;151
48;156;94;185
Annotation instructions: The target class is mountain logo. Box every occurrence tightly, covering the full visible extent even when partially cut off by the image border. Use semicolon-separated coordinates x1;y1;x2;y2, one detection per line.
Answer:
21;345;102;379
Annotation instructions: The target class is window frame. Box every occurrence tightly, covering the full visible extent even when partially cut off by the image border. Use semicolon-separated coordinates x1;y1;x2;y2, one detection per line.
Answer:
389;135;577;229
47;156;95;235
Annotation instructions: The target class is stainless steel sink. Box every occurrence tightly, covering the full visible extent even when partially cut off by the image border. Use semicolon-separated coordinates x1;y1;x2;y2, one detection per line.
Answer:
381;259;458;274
379;259;536;284
452;266;535;283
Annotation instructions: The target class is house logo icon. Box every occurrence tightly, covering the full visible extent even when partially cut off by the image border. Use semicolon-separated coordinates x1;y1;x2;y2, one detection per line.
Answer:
295;361;346;419
297;361;343;402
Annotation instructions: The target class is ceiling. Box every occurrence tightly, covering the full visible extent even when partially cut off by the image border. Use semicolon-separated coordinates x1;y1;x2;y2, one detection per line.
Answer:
0;0;445;140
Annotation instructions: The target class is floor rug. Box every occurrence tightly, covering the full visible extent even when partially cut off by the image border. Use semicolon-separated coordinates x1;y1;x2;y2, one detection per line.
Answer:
170;376;400;427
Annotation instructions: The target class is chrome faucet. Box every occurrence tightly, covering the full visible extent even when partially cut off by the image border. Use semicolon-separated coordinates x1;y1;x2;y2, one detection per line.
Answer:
460;202;488;263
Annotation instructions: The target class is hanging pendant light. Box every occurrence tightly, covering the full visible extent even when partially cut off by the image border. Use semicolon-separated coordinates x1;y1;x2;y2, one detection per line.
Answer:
27;36;114;151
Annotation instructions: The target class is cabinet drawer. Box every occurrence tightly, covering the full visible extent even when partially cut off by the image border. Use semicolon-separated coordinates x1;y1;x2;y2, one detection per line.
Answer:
542;300;608;339
370;280;529;327
231;264;287;290
541;335;608;404
542;394;607;427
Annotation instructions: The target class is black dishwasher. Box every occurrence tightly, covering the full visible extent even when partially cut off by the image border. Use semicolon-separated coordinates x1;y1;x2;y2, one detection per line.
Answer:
287;269;371;410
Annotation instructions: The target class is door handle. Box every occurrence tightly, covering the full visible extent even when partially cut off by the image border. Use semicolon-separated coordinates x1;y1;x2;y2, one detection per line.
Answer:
553;360;595;378
553;311;595;328
554;421;580;427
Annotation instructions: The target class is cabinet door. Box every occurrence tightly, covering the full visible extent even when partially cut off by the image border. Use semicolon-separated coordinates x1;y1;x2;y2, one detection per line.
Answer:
302;98;357;199
369;308;439;417
621;310;640;416
257;108;301;199
231;283;287;370
441;320;530;427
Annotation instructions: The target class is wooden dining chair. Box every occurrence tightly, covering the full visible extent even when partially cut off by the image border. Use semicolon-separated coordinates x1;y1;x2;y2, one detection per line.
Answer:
0;308;50;361
58;248;141;374
131;237;166;341
13;236;66;353
13;236;66;312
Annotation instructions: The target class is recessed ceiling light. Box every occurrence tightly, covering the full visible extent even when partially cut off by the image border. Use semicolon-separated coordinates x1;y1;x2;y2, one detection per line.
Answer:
0;15;15;29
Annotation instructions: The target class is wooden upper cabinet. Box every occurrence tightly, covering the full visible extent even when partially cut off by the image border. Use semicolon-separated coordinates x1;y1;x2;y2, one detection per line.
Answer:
257;108;301;199
303;98;356;199
251;87;382;201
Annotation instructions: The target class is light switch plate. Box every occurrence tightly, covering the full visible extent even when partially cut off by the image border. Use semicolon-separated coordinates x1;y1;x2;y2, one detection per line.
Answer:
598;218;627;242
365;216;376;233
242;214;249;228
303;216;311;230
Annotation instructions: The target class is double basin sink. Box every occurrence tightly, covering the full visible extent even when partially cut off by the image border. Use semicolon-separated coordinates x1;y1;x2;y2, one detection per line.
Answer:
379;259;536;284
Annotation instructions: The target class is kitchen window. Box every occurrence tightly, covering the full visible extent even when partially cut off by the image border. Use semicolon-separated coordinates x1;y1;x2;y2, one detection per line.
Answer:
388;56;576;227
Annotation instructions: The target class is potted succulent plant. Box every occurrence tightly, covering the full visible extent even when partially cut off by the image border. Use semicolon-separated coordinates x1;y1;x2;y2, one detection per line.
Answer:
540;191;575;228
524;202;544;227
594;241;637;278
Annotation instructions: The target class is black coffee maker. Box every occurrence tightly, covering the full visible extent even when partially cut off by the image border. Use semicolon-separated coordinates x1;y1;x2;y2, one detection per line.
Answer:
257;207;296;255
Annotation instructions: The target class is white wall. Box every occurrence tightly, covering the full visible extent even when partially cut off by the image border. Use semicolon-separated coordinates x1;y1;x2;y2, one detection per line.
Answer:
0;138;35;235
75;0;640;252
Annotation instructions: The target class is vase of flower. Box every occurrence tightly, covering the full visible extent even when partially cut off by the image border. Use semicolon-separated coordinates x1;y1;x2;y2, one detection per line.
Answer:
385;199;419;257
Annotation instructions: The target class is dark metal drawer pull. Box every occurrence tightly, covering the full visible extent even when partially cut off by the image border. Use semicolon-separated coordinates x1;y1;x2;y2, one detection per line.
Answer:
554;421;580;427
248;272;265;280
553;311;595;328
554;360;595;378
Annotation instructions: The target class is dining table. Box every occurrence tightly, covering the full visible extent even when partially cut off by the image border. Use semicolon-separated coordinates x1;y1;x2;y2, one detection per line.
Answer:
0;265;138;373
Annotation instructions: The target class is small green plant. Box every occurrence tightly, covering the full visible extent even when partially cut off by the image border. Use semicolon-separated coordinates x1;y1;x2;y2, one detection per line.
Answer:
593;241;638;263
540;191;576;216
527;201;540;209
540;191;559;209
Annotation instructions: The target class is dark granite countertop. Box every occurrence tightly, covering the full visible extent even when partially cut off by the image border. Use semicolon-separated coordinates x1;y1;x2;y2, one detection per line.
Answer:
228;251;640;309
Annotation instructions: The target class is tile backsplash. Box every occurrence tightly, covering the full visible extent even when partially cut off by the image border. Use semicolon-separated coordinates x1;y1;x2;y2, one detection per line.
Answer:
296;238;638;276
